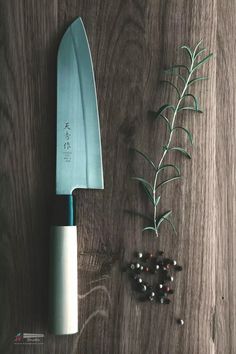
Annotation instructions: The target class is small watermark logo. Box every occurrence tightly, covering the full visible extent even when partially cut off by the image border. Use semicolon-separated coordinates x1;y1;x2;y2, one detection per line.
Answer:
14;332;44;345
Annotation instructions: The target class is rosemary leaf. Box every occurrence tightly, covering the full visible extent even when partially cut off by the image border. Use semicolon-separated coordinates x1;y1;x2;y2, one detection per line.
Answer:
160;80;181;98
172;126;193;145
131;148;157;170
180;45;193;62
156;210;172;231
165;71;187;85
157;164;181;176
194;48;207;60
193;39;203;57
192;53;213;72
165;217;177;235
132;177;153;191
140;183;155;206
155;176;181;191
155;103;175;117
164;64;190;74
182;93;199;110
142;226;156;233
157;114;172;132
188;76;208;87
168;146;191;159
178;106;203;113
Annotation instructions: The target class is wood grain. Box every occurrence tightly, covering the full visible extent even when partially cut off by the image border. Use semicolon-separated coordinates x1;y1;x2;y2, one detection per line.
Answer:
0;0;233;353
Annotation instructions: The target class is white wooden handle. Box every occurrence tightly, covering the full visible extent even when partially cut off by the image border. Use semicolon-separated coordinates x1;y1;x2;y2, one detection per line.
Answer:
49;226;78;335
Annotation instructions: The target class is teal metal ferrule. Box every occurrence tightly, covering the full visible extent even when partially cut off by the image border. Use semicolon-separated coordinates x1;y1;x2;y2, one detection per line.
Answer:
52;195;75;226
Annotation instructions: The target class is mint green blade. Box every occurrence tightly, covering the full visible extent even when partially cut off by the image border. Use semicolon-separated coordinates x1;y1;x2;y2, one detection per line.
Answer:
56;18;103;195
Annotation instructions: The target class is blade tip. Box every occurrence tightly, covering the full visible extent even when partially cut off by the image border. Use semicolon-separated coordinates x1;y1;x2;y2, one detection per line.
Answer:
71;17;84;29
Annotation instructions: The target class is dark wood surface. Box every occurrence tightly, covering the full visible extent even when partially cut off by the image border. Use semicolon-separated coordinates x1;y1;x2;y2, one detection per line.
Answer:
0;0;233;353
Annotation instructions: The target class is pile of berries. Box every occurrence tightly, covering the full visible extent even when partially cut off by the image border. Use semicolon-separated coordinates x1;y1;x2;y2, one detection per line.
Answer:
126;251;182;304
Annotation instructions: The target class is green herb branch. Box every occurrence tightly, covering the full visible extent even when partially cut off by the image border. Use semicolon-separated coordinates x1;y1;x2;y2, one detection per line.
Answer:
133;40;213;237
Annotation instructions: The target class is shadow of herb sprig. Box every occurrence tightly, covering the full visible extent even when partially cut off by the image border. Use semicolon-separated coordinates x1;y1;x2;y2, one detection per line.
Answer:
132;40;213;237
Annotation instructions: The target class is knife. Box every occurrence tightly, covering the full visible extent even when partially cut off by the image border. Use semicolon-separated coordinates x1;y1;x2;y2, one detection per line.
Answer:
49;18;104;335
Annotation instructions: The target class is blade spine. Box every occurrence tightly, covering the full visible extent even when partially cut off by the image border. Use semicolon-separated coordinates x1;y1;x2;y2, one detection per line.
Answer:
70;26;89;187
78;20;104;188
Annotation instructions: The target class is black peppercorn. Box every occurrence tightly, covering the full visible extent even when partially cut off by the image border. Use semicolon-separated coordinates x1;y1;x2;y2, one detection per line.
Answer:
163;298;171;304
143;252;151;260
174;265;183;272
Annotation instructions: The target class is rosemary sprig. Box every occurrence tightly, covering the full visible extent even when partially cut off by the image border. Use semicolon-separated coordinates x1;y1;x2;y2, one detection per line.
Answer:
133;40;213;237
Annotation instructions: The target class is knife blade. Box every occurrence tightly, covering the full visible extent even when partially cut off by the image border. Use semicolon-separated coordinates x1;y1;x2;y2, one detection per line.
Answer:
49;17;104;335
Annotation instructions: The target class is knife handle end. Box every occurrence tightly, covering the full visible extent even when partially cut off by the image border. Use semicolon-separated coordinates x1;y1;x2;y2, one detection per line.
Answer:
49;225;78;335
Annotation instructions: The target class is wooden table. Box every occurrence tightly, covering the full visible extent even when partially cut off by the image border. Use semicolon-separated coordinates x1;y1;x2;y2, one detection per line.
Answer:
0;1;234;353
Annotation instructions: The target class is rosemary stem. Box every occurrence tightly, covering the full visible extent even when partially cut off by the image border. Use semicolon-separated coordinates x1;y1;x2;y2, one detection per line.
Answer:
153;60;194;236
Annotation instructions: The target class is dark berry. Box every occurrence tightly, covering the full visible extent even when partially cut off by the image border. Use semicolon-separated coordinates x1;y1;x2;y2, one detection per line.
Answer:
174;265;183;272
163;286;170;292
137;283;147;292
163;298;171;304
156;290;167;298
